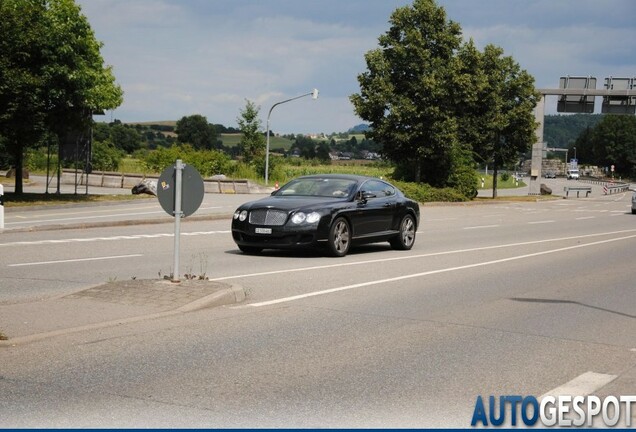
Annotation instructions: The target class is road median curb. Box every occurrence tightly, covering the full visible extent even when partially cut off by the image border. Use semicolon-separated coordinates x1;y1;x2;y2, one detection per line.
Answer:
0;281;246;347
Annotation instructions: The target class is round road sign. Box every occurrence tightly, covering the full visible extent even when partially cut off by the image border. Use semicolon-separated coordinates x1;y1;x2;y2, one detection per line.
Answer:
157;162;204;217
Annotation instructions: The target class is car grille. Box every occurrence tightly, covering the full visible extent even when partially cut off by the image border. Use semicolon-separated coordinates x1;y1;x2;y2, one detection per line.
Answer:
249;209;288;226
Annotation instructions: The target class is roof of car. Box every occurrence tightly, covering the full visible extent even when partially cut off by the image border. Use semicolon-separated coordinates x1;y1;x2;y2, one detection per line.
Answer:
297;174;380;182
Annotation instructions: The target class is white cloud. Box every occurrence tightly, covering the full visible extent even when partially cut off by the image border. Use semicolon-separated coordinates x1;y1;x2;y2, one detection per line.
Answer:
79;0;636;132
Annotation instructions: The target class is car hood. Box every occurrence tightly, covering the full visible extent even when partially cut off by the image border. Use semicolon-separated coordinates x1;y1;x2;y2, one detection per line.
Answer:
241;195;350;212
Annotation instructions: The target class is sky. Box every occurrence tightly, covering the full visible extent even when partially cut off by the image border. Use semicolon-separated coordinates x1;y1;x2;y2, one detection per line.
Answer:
76;0;636;134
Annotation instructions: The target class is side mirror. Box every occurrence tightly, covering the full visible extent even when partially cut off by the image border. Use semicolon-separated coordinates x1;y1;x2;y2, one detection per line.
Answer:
357;191;376;202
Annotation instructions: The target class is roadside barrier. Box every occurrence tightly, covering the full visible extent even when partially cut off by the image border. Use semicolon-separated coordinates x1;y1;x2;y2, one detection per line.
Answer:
60;169;269;194
603;182;629;195
563;186;592;198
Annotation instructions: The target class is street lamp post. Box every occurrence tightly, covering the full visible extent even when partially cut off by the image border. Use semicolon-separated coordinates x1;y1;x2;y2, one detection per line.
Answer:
265;89;319;184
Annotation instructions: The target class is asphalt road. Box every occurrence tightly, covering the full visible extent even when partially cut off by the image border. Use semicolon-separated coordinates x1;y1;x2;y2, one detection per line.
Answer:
1;189;635;427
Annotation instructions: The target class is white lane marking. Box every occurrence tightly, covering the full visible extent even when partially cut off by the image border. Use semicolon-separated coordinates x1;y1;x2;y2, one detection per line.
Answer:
575;216;596;220
6;206;226;225
214;228;636;282
0;231;231;247
540;371;617;399
9;204;159;218
5;210;168;226
463;225;500;230
240;233;636;307
8;254;143;267
528;220;555;225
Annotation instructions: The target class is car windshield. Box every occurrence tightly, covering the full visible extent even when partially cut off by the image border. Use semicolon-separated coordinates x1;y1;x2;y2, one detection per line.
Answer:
276;178;358;198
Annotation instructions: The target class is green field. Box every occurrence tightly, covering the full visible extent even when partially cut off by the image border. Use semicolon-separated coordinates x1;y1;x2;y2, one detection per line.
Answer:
220;133;294;150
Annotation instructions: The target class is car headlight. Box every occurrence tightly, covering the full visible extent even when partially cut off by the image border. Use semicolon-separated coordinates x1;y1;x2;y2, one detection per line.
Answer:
234;210;248;221
306;212;321;223
291;211;321;224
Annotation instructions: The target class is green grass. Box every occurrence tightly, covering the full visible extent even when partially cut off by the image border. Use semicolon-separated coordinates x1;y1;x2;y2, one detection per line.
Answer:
118;157;149;174
220;133;294;150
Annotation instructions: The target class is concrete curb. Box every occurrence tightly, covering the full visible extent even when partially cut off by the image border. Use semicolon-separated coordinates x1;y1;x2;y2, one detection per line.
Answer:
0;283;246;347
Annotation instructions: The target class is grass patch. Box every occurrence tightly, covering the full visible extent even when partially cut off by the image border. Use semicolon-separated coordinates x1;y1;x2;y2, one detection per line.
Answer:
3;192;154;208
220;133;293;150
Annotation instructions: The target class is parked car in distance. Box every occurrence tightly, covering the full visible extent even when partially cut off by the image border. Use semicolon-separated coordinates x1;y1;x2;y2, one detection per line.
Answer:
632;191;636;215
231;174;420;257
544;171;556;179
567;169;580;180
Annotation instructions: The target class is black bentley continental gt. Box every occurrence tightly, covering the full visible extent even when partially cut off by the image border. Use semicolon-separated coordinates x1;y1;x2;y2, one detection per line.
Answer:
231;174;420;257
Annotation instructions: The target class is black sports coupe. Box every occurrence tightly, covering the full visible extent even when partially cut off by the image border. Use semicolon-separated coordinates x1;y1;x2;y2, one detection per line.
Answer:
231;174;420;257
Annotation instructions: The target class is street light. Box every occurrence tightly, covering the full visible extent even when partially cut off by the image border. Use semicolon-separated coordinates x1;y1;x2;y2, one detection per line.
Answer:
265;88;319;184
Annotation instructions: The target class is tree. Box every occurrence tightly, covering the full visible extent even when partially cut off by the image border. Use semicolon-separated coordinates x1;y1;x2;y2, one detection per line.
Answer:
462;44;539;198
0;0;48;193
175;114;218;150
294;135;316;159
0;0;123;194
236;100;265;164
588;115;636;177
316;142;332;162
350;0;465;187
109;124;141;154
350;0;537;199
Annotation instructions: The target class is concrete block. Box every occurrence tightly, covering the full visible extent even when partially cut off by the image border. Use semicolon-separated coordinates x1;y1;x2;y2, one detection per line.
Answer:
102;175;123;188
87;174;103;187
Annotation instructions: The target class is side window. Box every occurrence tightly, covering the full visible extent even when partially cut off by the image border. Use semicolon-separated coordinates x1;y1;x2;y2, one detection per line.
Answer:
363;180;395;198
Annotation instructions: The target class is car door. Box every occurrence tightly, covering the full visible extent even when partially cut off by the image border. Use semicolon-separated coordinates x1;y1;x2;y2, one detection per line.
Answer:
350;180;396;237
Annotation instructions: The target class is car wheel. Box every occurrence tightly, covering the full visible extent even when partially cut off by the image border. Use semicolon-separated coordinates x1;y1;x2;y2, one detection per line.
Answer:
238;245;262;254
632;209;636;215
327;217;350;257
390;214;416;250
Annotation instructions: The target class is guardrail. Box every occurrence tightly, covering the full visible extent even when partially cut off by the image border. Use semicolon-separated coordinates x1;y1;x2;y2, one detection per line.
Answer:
563;186;592;198
60;169;269;194
602;182;630;195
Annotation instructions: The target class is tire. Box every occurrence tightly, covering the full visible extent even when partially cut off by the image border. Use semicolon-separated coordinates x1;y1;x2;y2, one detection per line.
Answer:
632;208;636;215
327;217;351;257
390;214;416;250
238;245;262;254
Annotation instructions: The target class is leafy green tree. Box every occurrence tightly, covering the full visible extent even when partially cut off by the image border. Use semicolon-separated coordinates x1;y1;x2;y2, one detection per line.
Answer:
0;0;123;194
463;44;539;197
350;0;464;187
109;123;141;154
351;0;537;198
316;141;332;162
236;100;265;164
91;140;124;171
295;135;316;160
588;115;636;177
175;114;218;150
571;126;593;165
0;0;48;192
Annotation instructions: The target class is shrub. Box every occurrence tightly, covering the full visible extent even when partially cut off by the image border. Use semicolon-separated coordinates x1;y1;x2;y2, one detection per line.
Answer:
92;141;124;171
448;165;479;199
141;145;231;177
25;147;54;172
391;180;467;203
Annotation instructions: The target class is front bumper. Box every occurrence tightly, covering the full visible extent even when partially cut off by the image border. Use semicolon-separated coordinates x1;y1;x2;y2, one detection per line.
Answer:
231;222;326;250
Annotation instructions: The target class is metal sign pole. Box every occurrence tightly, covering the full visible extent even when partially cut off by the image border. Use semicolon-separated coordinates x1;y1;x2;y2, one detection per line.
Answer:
172;159;184;283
